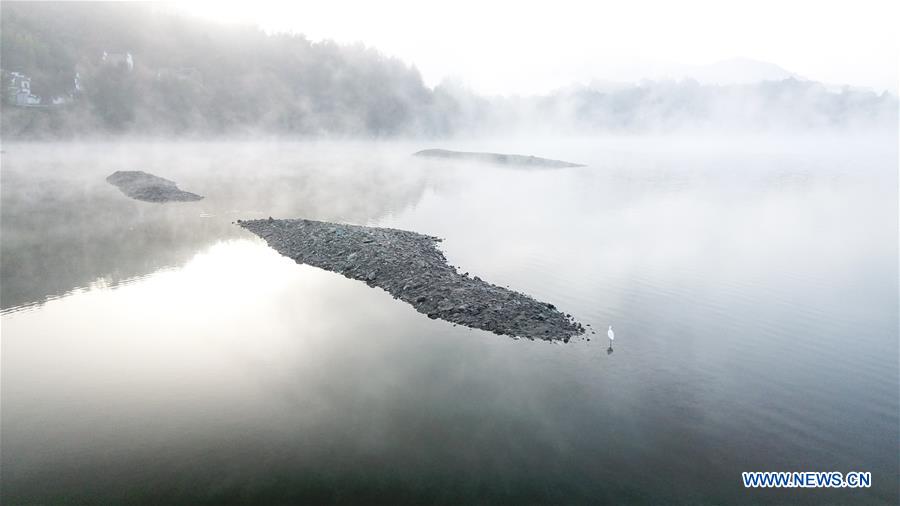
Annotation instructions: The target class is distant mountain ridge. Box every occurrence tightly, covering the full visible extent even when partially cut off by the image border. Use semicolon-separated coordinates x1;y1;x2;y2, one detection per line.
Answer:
572;58;801;92
665;57;801;85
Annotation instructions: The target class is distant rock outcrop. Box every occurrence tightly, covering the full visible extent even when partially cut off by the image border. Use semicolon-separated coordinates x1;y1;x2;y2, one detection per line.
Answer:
239;218;584;341
414;149;585;168
106;171;203;203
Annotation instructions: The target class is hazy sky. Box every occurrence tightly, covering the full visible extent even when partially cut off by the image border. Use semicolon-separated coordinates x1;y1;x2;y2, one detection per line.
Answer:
176;0;899;95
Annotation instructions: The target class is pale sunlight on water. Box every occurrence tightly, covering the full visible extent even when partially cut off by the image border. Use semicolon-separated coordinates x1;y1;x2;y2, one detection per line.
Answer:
1;137;897;504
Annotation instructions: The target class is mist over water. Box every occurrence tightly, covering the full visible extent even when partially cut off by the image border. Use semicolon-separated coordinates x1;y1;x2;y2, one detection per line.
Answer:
2;136;897;504
2;1;898;503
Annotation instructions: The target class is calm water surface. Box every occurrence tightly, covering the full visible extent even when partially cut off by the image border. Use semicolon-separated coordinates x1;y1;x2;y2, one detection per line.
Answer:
1;137;897;504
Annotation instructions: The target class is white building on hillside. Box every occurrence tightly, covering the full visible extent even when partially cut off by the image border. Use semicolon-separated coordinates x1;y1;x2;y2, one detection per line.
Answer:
102;51;134;71
5;72;42;106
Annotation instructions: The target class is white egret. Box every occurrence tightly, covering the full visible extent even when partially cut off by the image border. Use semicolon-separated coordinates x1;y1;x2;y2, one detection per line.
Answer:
607;325;615;350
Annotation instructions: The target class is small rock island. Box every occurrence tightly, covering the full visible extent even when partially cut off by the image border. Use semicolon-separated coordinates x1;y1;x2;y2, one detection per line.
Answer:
239;218;584;341
414;149;585;168
106;171;203;203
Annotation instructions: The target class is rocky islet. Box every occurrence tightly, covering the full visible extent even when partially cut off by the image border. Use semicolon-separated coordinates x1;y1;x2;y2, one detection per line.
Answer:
106;170;203;203
414;149;585;168
239;218;585;341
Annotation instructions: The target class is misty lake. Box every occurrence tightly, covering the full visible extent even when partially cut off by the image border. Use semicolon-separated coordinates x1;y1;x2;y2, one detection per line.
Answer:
1;137;897;504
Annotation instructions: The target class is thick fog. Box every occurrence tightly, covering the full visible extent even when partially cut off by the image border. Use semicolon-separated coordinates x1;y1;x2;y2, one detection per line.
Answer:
3;3;899;502
1;2;896;140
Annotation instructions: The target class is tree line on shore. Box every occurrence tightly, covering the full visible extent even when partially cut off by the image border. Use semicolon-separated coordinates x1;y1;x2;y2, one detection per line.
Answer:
2;2;895;139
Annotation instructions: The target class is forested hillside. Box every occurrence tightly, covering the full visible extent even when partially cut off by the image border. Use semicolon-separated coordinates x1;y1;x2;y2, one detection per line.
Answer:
1;2;441;137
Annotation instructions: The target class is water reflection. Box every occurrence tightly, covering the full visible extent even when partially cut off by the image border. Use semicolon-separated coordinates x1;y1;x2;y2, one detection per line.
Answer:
1;142;438;312
2;137;897;504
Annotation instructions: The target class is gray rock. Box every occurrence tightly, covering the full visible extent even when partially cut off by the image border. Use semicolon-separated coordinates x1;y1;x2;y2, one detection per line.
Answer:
239;218;584;341
106;171;203;203
414;149;585;168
